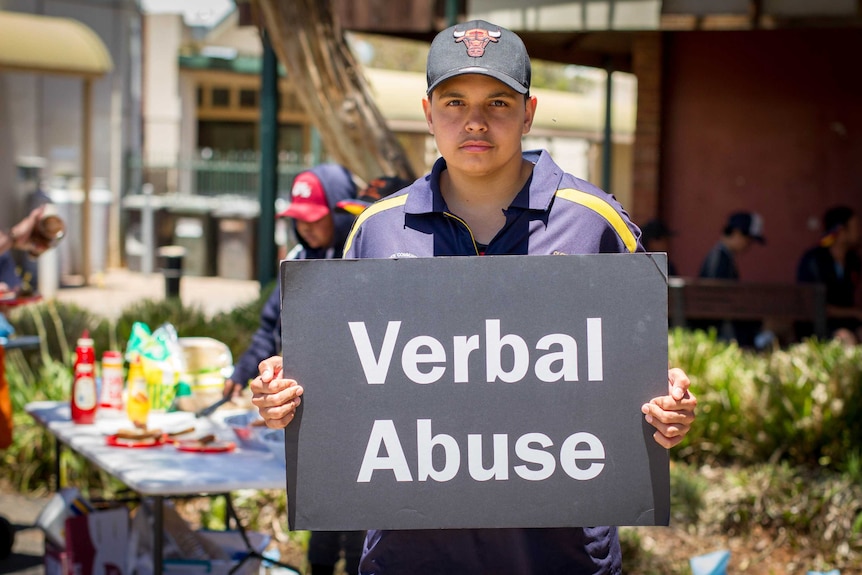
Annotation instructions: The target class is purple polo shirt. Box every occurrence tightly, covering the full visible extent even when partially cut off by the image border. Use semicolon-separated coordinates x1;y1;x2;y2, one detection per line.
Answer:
344;150;641;259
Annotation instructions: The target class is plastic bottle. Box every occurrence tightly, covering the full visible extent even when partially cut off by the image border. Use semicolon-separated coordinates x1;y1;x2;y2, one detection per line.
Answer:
126;356;150;428
70;331;97;424
98;350;125;410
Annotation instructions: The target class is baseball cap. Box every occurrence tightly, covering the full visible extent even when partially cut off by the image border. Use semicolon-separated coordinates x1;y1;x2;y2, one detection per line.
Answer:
276;171;330;222
426;20;531;95
726;212;766;243
640;219;675;245
335;176;411;216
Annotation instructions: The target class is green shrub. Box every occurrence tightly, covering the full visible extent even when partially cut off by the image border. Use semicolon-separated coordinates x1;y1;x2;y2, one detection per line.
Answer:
6;300;862;567
670;329;862;470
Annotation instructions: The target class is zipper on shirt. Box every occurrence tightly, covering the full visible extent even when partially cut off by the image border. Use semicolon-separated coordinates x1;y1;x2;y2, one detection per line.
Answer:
443;212;481;255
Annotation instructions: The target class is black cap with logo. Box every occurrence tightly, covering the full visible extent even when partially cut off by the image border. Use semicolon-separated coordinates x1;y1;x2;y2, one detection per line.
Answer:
426;20;531;95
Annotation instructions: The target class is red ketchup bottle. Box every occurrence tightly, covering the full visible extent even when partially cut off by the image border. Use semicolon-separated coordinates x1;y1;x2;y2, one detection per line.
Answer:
71;330;98;424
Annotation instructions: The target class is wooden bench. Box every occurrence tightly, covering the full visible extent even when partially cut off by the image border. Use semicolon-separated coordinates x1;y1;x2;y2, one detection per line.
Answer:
667;277;828;341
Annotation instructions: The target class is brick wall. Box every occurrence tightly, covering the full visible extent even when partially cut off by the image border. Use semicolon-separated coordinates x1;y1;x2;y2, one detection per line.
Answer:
631;32;662;227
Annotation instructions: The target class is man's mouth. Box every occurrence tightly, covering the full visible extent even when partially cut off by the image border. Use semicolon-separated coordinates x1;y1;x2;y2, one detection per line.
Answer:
460;140;493;152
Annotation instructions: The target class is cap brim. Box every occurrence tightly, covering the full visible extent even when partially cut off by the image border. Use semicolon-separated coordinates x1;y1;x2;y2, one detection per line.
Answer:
427;68;528;95
276;203;330;222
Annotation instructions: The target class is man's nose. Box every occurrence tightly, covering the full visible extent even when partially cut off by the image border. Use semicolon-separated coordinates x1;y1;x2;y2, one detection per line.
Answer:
465;108;488;132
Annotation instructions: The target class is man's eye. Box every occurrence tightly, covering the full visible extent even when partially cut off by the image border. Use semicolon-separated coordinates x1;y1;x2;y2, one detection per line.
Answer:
490;100;507;107
446;99;464;106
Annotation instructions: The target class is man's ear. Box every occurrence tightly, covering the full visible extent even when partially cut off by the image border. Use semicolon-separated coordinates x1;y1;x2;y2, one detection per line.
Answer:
422;97;434;135
523;95;537;135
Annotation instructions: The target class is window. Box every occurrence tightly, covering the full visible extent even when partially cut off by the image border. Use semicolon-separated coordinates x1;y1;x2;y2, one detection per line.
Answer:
211;87;231;107
239;89;257;108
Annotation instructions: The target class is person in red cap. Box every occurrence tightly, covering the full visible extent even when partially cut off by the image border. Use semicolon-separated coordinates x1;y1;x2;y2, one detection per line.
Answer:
225;163;358;399
225;166;410;575
223;163;364;575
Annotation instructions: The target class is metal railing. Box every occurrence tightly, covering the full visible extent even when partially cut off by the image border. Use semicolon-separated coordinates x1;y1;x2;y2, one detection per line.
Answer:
127;150;314;198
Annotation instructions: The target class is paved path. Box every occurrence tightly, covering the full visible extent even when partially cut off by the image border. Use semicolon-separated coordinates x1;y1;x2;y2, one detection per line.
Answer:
53;268;262;320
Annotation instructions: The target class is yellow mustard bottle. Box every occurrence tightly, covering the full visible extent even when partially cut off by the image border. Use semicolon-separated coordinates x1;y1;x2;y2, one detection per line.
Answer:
126;356;150;429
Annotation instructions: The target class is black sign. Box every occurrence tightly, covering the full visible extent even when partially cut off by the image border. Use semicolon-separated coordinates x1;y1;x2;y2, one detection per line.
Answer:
280;254;670;530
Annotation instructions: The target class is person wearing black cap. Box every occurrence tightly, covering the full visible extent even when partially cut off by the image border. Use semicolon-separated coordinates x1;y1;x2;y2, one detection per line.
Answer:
250;19;696;574
640;218;678;276
699;211;766;280
697;211;767;347
797;205;862;344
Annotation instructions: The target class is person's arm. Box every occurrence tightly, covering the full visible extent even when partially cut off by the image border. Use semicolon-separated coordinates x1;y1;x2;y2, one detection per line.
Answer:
1;206;46;255
641;367;697;449
824;304;862;320
224;288;282;396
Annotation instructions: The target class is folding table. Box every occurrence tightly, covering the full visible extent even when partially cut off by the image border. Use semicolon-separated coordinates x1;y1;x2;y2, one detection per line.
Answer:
25;400;297;574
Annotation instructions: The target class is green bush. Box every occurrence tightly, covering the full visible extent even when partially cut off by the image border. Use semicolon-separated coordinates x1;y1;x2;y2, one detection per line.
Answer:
6;301;862;567
670;328;862;470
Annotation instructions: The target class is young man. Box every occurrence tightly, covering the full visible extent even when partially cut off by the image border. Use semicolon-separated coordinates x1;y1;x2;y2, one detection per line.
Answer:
251;20;696;574
797;205;862;344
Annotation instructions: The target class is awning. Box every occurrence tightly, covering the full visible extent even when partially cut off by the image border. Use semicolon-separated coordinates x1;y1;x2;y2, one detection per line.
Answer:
0;10;112;77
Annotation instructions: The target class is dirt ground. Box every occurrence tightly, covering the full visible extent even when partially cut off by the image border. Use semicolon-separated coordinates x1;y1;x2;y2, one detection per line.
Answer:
2;480;859;575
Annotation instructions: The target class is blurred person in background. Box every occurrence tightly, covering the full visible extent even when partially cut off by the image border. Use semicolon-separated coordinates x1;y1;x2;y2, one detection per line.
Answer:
1;205;51;294
797;205;862;345
640;218;677;276
697;211;767;348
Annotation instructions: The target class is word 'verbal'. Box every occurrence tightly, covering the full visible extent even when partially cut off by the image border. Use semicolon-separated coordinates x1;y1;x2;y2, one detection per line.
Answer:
348;318;604;384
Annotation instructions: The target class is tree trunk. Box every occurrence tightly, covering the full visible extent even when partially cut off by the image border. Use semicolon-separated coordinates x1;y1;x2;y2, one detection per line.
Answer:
251;0;417;183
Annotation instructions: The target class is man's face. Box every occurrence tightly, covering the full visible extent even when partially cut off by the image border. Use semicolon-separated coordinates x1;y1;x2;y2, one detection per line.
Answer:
422;74;536;178
296;213;335;249
727;229;753;254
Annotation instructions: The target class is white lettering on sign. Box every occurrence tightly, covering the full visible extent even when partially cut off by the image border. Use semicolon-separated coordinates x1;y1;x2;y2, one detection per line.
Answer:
347;319;604;385
356;420;606;483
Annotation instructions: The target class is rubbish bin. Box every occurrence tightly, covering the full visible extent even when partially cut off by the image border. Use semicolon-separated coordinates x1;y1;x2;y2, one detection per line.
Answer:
169;208;215;277
214;202;259;281
158;245;186;299
122;189;172;273
50;178;112;283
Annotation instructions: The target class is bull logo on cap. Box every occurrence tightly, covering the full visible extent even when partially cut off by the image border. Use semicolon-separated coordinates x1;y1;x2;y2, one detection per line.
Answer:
453;27;501;57
292;180;313;199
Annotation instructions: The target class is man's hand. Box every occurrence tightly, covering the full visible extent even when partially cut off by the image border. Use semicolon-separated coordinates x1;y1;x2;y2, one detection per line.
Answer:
222;379;243;399
11;205;46;253
249;356;304;429
642;367;697;449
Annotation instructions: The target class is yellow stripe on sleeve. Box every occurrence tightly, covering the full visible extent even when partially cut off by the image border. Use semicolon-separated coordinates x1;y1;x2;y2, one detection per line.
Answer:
555;188;638;253
343;194;410;256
